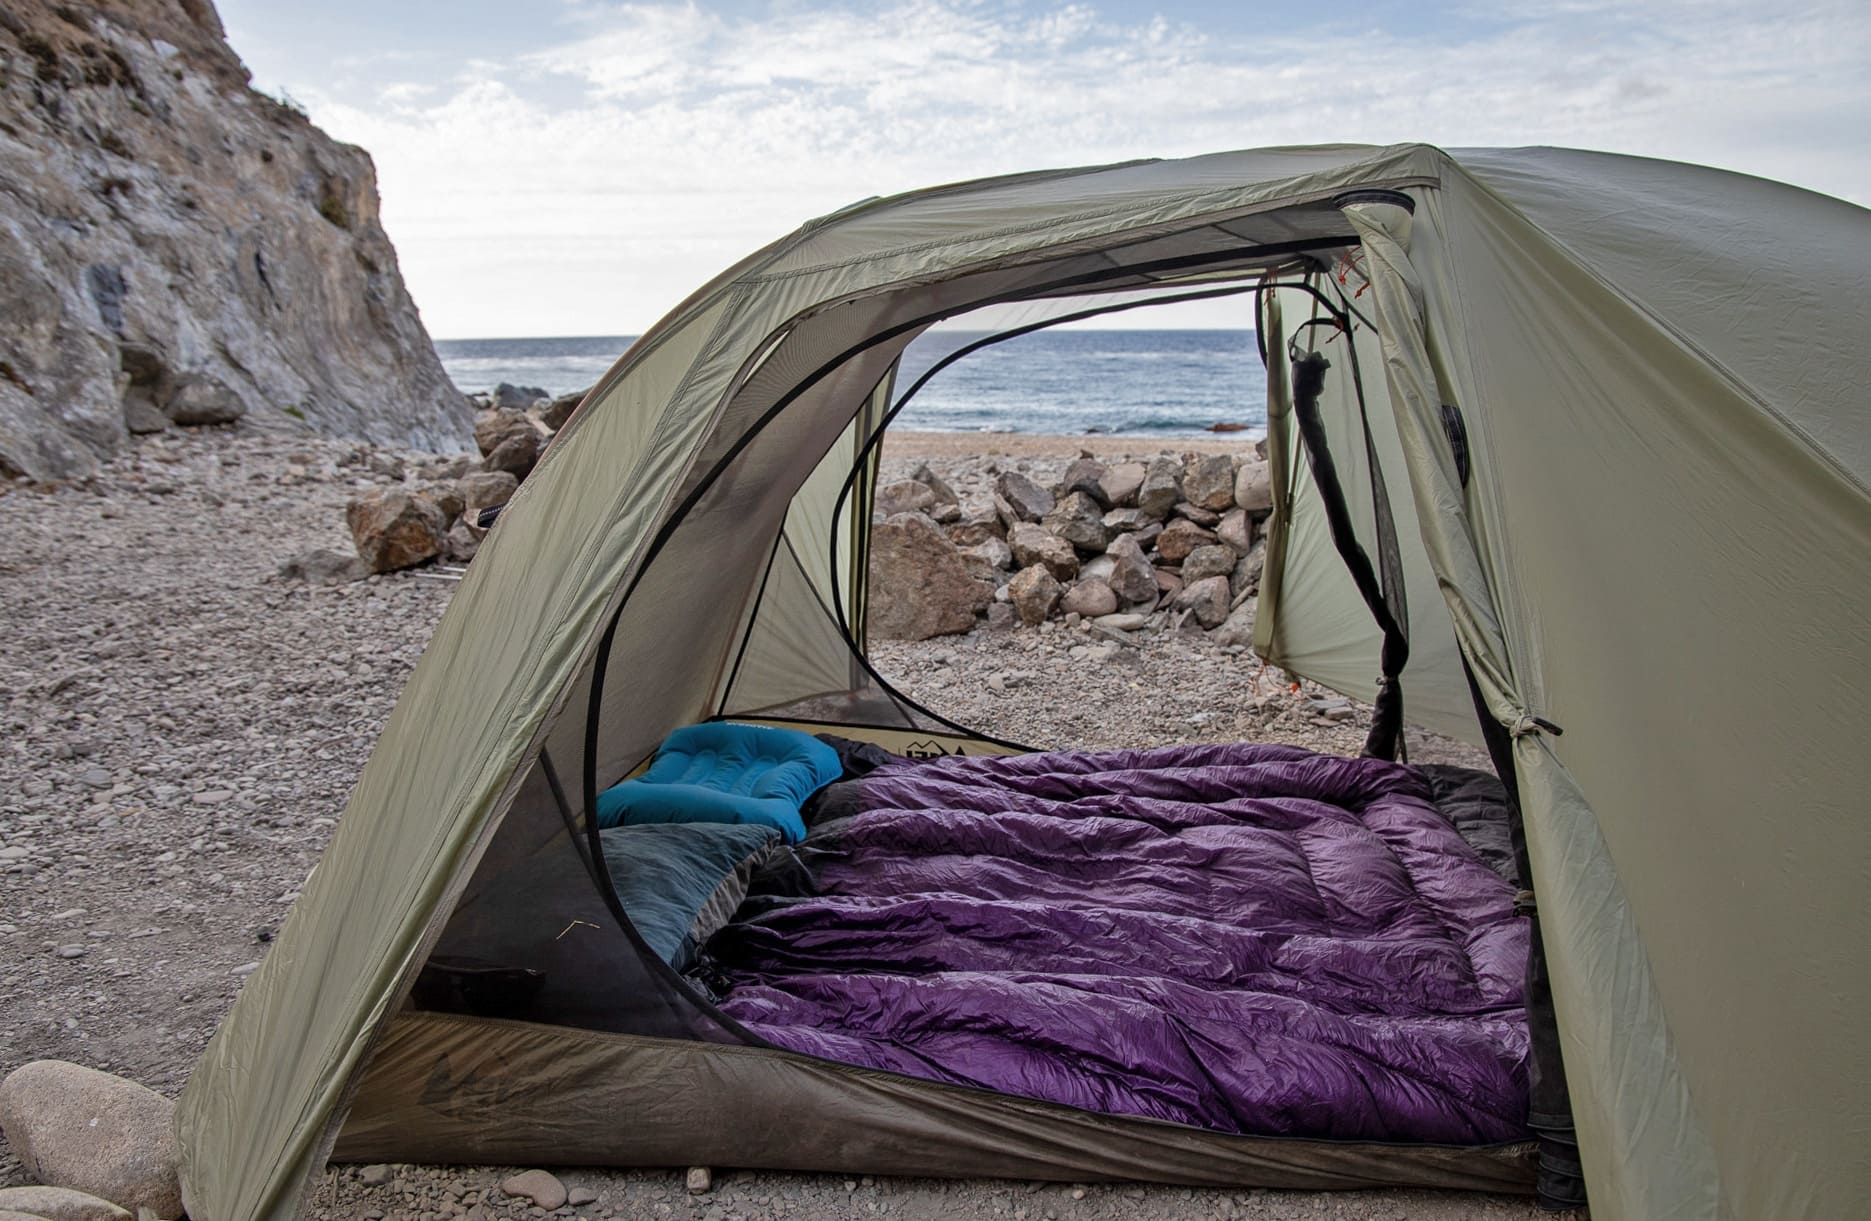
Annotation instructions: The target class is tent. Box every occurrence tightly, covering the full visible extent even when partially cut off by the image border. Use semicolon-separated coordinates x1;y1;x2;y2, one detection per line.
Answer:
173;144;1871;1221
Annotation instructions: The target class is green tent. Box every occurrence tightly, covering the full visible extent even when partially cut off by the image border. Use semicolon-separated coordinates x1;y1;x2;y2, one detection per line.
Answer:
175;144;1871;1221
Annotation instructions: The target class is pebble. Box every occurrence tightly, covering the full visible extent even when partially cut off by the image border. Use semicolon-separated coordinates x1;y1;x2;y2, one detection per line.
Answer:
501;1169;567;1210
687;1166;714;1194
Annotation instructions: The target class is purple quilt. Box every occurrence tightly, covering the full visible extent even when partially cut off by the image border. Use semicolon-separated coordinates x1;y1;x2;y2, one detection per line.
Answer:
710;742;1530;1144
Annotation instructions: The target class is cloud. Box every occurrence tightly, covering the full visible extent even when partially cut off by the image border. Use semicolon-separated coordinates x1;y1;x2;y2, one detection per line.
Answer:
290;0;1871;336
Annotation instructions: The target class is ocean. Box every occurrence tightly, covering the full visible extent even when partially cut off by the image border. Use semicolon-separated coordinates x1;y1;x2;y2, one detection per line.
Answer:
433;329;1266;439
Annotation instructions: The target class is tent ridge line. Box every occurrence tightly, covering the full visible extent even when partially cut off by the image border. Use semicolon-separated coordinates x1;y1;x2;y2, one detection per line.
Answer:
742;174;1442;284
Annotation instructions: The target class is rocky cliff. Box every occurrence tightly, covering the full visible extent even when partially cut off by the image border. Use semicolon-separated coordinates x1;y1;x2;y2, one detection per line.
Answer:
0;0;471;481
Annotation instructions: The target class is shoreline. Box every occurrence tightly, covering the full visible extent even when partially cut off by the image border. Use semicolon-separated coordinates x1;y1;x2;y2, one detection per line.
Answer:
880;429;1259;460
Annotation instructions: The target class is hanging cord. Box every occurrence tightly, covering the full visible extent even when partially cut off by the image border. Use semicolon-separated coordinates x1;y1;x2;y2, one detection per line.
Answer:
1287;348;1410;759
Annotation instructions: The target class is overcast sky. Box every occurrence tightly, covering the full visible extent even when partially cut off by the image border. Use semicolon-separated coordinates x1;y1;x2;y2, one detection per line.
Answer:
218;0;1871;338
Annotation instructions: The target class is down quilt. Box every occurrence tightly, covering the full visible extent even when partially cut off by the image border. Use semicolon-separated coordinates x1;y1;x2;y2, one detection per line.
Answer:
708;741;1530;1145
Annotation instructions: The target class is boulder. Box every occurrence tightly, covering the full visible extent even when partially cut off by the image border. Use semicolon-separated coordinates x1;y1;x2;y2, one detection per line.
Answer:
910;462;961;506
0;1062;182;1219
492;382;549;411
417;482;465;527
1060;578;1118;618
458;470;519;514
993;470;1053;522
1175;574;1232;628
0;1186;131;1221
445;520;482;563
1101;507;1151;534
1041;491;1108;552
867;514;989;640
473;408;535;458
1056;457;1108;506
875;479;938;519
945;520;1001;547
1216;508;1254;553
122;396;170;436
1230;539;1267;600
162;374;245;426
1235;459;1273;516
1172;501;1221;527
345;489;447;573
1006;523;1079;581
483;429;540;479
1102;534;1159;605
1182;453;1237;511
277;548;367;586
1154;567;1184;601
501;1169;567;1211
929;499;962;524
1209;602;1257;648
1098;462;1146;508
536;389;586;431
1007;565;1064;625
963;537;1013;573
1181;544;1237;584
1154;517;1217;564
983;602;1018;631
1126;520;1164;552
1136;458;1181;517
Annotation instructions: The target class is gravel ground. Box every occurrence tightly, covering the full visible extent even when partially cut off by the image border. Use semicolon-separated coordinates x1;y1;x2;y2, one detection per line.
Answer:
2;424;1537;1221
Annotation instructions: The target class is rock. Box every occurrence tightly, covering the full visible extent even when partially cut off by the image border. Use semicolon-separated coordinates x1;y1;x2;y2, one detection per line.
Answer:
929;499;962;524
481;430;540;479
1172;501;1221;527
1235;459;1273;515
0;1186;131;1221
1101;534;1159;605
909;462;960;506
567;1186;599;1207
1007;565;1063;626
867;514;989;640
1094;612;1151;632
500;1169;566;1211
1208;603;1257;647
457;470;519;514
0;1061;182;1219
1182;453;1237;511
1098;462;1146;508
1060;579;1118;618
355;1165;394;1187
875;479;938;518
1154;568;1184;601
1175;575;1232;628
122;396;170;436
344;490;447;573
983;602;1017;631
1216;508;1255;553
993;471;1053;523
1041;491;1107;552
686;1167;713;1195
0;1;472;481
945;520;1001;547
1056;457;1107;506
536;389;586;431
492;383;549;412
1136;459;1181;517
277;548;367;586
444;520;482;563
1230;539;1267;600
962;537;1013;573
161;374;246;427
416;482;465;527
472;409;535;459
1102;507;1151;534
1006;523;1079;581
1154;517;1217;564
1182;544;1237;584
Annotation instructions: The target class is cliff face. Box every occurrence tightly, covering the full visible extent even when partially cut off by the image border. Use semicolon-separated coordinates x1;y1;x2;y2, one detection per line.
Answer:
0;0;471;480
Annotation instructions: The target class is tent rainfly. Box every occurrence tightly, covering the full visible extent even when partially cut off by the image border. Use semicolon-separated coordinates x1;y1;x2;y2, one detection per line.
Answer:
173;144;1871;1221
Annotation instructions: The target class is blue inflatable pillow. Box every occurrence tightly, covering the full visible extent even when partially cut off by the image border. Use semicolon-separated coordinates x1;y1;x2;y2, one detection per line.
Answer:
594;722;841;844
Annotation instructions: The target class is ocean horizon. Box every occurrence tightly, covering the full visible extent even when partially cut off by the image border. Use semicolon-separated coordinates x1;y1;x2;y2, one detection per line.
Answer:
434;329;1267;439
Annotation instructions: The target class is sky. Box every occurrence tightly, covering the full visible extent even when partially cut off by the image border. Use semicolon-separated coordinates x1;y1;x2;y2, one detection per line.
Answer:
217;0;1871;338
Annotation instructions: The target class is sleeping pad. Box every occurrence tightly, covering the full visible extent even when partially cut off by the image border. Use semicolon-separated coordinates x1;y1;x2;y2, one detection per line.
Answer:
708;741;1530;1145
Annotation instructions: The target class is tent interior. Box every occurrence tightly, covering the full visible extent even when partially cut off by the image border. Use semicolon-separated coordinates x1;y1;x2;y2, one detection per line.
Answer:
332;204;1577;1206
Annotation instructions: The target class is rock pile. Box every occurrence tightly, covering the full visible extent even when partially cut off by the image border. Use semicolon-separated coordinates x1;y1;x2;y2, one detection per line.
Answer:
868;451;1269;645
336;386;588;574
